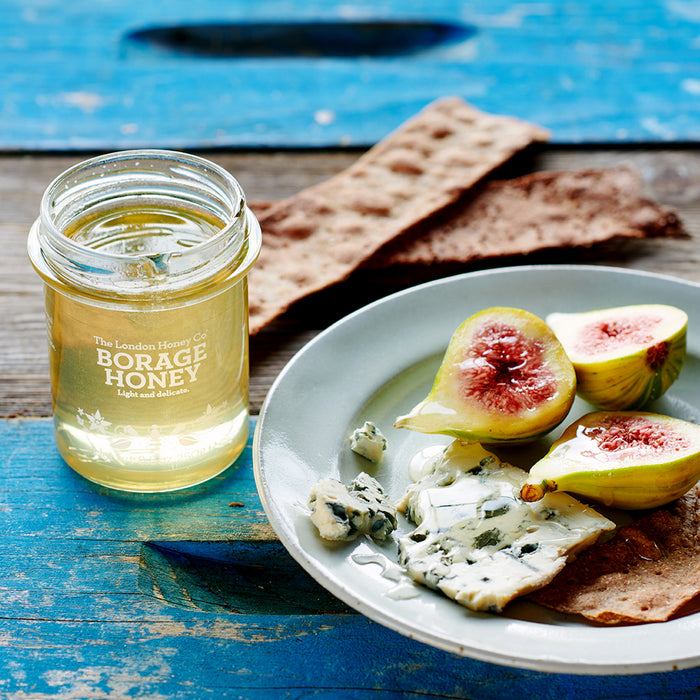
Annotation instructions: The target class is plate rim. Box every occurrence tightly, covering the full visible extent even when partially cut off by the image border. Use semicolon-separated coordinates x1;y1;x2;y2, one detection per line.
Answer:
253;263;700;674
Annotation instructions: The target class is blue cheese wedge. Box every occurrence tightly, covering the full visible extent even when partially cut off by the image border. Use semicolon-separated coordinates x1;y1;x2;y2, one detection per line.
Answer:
309;472;397;542
397;441;615;613
350;421;387;463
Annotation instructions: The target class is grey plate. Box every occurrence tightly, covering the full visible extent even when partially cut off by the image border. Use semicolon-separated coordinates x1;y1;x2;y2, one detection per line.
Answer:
253;265;700;674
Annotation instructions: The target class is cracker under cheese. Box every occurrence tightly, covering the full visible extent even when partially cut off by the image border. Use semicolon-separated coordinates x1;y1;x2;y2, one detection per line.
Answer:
529;484;700;624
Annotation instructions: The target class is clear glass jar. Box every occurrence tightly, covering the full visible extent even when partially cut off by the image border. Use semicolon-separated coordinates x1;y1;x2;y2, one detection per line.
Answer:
27;150;261;492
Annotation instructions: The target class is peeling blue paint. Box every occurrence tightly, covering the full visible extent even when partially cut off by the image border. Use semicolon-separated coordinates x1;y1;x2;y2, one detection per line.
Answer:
1;0;699;149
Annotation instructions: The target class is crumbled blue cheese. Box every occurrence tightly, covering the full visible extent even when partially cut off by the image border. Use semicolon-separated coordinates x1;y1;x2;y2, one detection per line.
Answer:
397;441;615;613
350;421;387;463
308;472;397;542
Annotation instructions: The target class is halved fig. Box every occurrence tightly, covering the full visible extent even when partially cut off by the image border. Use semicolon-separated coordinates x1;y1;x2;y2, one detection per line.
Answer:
520;411;700;509
546;304;687;410
394;307;576;444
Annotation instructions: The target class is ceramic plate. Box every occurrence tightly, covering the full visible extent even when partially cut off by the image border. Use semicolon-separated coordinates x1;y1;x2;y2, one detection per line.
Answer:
253;265;700;674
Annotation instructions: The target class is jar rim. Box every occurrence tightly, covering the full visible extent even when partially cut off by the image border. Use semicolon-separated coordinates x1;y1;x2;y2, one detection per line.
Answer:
30;149;261;298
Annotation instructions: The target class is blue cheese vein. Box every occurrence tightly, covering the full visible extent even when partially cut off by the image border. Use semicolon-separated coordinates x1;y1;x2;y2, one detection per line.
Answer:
397;441;615;613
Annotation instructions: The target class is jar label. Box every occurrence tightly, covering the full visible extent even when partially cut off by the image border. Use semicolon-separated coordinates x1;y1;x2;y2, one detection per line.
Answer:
92;331;209;398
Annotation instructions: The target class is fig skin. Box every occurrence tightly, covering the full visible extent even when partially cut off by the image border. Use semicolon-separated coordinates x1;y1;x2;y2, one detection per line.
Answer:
394;307;576;444
546;304;687;411
520;411;700;509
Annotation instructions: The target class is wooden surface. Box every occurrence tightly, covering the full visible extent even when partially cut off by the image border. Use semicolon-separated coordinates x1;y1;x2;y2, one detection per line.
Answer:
4;6;700;693
3;146;700;418
2;145;700;698
3;0;700;149
3;416;700;699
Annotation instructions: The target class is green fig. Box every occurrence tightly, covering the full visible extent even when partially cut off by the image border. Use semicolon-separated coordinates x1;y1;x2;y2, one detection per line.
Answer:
520;411;700;509
394;307;576;444
546;304;687;410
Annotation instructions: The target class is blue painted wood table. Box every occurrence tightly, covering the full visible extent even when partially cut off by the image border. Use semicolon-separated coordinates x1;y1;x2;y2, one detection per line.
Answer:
2;0;700;697
3;416;700;699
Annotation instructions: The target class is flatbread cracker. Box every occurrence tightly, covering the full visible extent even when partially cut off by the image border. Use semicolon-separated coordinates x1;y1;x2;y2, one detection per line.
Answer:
368;166;687;267
248;97;549;334
528;484;700;624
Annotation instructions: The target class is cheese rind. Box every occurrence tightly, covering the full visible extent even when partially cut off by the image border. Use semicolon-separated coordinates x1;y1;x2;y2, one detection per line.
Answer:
309;472;397;541
398;441;615;612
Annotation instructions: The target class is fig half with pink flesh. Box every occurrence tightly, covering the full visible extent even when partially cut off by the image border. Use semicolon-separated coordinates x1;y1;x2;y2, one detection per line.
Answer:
521;411;700;509
546;304;687;410
394;307;576;444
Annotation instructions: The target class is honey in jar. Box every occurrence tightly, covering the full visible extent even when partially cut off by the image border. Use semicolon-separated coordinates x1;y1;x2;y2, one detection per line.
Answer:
28;150;261;492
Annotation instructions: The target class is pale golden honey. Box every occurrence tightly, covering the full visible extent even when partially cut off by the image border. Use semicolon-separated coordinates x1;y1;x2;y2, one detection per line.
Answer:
35;193;255;492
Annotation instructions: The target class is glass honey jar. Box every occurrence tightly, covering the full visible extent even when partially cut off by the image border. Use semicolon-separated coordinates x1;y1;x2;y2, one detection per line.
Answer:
28;150;261;492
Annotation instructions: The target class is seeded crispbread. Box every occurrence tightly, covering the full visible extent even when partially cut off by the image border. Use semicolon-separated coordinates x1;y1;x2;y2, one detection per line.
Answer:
528;484;700;624
367;166;687;267
247;97;549;334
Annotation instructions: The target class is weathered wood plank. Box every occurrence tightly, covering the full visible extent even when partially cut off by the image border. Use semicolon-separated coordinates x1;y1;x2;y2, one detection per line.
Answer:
2;148;699;418
2;0;700;148
2;616;700;700
1;416;700;699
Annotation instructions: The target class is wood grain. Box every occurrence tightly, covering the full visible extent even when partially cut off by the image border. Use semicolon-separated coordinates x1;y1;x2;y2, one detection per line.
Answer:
3;148;698;418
